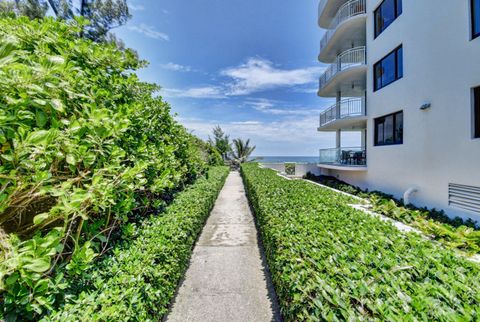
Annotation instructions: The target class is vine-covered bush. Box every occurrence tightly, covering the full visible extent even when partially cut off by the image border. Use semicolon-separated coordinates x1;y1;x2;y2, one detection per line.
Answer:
242;164;480;321
47;166;229;321
0;16;207;320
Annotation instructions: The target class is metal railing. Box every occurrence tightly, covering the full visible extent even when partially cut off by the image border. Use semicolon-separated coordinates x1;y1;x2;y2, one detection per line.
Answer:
320;0;366;52
319;97;365;127
319;147;366;166
319;46;366;91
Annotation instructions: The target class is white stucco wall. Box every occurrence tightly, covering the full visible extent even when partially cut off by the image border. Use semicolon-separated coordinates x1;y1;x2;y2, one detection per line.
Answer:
325;0;480;222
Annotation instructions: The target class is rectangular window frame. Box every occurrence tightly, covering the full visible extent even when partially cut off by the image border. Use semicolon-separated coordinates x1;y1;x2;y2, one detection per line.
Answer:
374;45;403;91
374;110;404;146
374;0;403;38
474;86;480;139
472;0;480;39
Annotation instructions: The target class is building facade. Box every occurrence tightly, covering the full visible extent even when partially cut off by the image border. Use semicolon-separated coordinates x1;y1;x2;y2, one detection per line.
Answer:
317;0;480;222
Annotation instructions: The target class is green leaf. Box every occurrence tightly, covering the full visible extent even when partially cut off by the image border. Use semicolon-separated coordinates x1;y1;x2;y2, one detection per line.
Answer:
24;258;51;273
51;99;64;112
36;109;48;128
66;154;76;165
27;130;50;145
33;213;50;226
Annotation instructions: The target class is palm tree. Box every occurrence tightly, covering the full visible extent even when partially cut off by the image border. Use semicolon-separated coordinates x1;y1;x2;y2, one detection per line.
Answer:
231;138;256;164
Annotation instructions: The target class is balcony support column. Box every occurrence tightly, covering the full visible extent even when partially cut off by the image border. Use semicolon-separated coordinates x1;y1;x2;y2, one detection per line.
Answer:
336;91;341;119
361;128;366;150
336;129;341;149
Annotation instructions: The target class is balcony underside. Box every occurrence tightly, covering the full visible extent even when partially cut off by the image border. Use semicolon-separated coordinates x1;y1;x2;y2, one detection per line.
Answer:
317;163;368;171
317;65;367;97
319;15;366;63
318;0;350;28
318;116;367;131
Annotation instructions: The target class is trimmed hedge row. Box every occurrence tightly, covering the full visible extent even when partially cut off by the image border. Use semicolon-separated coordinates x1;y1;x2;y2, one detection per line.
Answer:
241;163;480;321
46;166;229;321
305;174;480;254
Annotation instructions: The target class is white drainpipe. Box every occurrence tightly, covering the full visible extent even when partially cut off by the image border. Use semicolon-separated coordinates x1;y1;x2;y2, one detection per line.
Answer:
404;187;419;206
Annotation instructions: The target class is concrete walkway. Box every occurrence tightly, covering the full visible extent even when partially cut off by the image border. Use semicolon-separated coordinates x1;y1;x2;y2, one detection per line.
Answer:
166;171;281;322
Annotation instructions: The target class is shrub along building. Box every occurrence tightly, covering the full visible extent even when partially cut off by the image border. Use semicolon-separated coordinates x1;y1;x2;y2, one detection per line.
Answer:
316;0;480;222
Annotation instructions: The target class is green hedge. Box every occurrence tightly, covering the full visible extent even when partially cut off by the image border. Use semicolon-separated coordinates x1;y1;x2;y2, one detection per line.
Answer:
242;163;480;321
0;16;207;319
46;166;229;321
305;174;480;254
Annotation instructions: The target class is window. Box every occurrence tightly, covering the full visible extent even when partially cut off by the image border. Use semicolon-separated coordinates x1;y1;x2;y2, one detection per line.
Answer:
374;46;403;91
473;0;480;39
474;86;480;138
374;111;403;146
374;0;402;38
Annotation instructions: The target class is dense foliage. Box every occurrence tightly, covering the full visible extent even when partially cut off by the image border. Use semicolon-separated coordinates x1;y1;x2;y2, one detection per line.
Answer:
242;164;480;321
1;0;130;42
0;16;209;320
47;166;229;321
305;174;480;254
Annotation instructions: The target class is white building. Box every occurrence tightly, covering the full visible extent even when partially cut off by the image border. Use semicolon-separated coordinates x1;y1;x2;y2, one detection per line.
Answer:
316;0;480;222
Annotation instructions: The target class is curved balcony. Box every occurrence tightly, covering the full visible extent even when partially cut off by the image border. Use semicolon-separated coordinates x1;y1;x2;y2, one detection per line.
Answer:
318;98;367;131
318;46;366;97
319;0;366;63
318;0;350;28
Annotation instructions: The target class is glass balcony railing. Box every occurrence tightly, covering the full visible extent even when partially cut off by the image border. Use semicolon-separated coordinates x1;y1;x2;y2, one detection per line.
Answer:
319;147;366;166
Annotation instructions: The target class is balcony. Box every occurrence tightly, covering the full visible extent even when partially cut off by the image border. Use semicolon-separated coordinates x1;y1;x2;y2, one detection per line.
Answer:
318;98;366;131
319;0;366;63
318;46;366;97
318;147;367;171
318;0;350;28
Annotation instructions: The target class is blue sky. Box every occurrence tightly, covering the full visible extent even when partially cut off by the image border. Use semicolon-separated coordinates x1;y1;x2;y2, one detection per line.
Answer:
114;0;349;156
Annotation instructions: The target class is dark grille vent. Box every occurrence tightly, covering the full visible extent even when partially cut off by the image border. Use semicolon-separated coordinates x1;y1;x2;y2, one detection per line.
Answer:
448;183;480;214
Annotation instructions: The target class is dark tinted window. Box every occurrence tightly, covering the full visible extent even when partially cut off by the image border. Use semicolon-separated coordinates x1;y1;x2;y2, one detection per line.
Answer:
397;47;403;78
375;111;403;146
475;86;480;138
396;0;402;15
375;0;402;38
374;46;403;91
473;0;480;39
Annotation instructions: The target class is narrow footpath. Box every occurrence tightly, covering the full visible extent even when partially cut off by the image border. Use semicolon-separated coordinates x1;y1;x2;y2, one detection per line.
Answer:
166;171;281;322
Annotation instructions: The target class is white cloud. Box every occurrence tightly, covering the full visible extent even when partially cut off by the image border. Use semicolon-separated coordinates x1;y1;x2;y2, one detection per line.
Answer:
127;24;169;41
162;86;224;99
178;116;325;156
245;98;320;116
160;62;193;72
129;4;145;11
178;116;360;156
220;58;324;95
231;121;263;125
162;57;324;100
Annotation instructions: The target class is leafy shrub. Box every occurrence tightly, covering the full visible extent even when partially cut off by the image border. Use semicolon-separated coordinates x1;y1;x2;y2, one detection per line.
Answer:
243;164;480;321
305;173;480;254
0;16;207;319
46;166;229;321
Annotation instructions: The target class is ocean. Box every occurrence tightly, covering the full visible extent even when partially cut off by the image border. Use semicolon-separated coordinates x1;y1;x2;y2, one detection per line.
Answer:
250;156;318;164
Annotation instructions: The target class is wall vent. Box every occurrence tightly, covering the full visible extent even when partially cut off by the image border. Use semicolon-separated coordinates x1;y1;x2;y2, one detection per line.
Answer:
448;183;480;214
